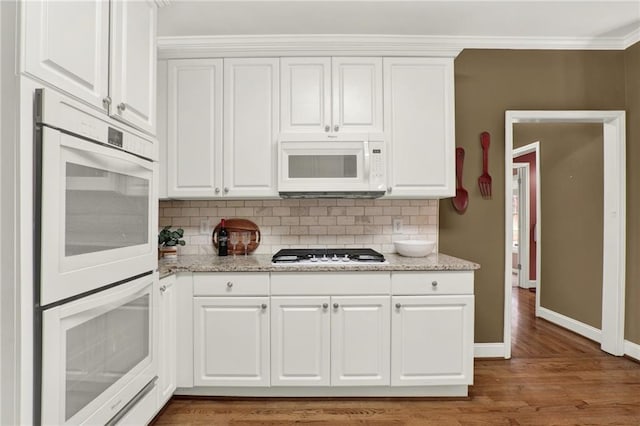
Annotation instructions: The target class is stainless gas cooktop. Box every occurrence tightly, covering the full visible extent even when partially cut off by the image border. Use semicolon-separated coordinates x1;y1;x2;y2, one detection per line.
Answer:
271;248;386;265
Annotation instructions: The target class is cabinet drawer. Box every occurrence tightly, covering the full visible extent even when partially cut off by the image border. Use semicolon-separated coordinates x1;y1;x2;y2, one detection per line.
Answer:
193;272;269;296
271;272;390;295
391;271;473;295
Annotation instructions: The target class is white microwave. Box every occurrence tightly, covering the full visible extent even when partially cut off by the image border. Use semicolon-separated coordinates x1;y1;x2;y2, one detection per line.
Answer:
278;133;387;198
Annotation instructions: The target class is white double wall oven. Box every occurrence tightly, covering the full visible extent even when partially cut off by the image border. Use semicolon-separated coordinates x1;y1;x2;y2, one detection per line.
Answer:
34;89;158;425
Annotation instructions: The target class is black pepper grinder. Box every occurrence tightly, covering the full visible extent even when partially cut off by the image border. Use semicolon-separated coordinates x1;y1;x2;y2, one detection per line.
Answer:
218;219;228;256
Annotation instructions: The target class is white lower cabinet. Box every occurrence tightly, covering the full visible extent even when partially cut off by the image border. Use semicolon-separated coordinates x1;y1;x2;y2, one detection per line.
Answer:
270;295;390;387
391;295;474;386
158;274;177;405
270;297;331;386
193;296;270;386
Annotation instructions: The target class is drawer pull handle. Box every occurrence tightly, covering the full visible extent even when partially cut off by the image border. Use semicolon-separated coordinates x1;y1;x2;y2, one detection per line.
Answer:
227;281;233;288
322;303;329;309
261;303;267;310
395;303;401;309
432;281;438;287
333;303;339;309
160;285;167;293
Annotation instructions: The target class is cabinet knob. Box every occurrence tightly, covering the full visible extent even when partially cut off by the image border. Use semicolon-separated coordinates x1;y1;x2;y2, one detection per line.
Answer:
224;187;229;194
160;285;167;293
261;303;268;310
387;187;392;194
215;187;221;194
226;281;233;288
102;96;112;108
333;303;339;309
322;303;329;309
432;281;438;287
117;102;126;113
333;125;340;132
395;303;401;309
324;125;330;132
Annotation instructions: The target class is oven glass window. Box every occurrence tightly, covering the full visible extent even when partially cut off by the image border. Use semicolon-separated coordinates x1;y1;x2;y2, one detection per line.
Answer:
288;155;358;178
65;163;149;256
64;294;150;421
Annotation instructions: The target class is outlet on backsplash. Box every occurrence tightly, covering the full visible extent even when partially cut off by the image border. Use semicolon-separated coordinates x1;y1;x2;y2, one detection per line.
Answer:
392;218;403;234
199;219;212;235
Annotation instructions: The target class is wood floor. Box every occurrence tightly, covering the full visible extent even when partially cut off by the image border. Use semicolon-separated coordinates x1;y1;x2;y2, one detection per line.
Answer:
152;288;640;425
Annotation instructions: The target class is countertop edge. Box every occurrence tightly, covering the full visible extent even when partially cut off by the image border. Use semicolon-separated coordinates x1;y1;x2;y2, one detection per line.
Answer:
158;253;480;277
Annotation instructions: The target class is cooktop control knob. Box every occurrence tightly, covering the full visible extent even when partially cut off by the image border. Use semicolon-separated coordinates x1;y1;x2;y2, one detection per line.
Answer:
331;254;339;261
310;255;318;262
341;254;350;262
321;255;329;262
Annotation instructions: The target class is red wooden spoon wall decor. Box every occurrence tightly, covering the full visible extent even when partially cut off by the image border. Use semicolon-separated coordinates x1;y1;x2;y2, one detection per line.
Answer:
452;147;469;213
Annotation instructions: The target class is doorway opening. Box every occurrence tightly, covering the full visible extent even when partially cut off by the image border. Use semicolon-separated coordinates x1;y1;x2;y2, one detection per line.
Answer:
504;111;626;359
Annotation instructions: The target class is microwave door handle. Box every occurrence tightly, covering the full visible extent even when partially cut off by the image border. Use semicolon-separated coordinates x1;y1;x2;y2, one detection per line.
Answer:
363;140;371;180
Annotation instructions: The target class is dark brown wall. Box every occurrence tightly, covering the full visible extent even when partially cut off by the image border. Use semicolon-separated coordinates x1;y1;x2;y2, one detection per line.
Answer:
514;123;604;329
625;42;640;345
440;49;626;343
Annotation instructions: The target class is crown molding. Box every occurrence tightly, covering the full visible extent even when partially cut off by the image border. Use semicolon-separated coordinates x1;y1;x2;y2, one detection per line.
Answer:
624;28;640;49
157;33;637;59
157;35;463;58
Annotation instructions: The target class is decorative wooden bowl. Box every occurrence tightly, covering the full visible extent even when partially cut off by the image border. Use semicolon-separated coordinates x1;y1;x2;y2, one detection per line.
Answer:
212;218;261;255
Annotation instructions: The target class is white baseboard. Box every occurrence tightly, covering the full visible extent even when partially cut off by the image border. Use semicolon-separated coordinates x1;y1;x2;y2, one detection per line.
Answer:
624;339;640;361
538;306;602;343
474;343;507;358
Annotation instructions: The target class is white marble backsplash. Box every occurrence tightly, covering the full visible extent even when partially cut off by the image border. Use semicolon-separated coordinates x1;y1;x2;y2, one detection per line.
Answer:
159;198;439;255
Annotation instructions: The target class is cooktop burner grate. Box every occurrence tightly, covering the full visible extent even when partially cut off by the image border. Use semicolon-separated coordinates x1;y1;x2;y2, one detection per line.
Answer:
272;248;386;264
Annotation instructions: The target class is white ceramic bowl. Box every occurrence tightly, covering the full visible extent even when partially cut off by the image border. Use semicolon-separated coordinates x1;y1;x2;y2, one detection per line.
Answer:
394;240;436;257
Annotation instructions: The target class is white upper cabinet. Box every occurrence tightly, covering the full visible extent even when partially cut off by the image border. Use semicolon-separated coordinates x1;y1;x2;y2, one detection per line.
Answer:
331;58;383;134
22;0;157;135
383;58;455;198
166;58;279;199
223;58;279;198
110;0;157;134
167;59;223;198
281;57;383;134
23;0;110;111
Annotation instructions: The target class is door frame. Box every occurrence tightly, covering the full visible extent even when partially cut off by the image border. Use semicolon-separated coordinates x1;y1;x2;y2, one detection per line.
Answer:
504;110;626;358
512;162;530;289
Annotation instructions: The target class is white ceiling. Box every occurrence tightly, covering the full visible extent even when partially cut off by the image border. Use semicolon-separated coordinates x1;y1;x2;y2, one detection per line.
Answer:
158;0;640;49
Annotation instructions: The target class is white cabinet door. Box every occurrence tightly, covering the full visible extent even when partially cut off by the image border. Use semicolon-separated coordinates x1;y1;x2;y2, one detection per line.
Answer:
391;295;474;386
271;297;331;386
332;57;383;134
280;57;331;134
158;274;177;406
383;58;455;198
156;59;169;199
22;0;110;111
110;0;157;135
167;59;223;198
223;58;279;198
193;297;270;387
331;296;390;386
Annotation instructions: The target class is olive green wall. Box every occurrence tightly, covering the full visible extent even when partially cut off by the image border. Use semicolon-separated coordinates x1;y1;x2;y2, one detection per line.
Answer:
625;42;640;345
514;123;603;329
440;49;626;343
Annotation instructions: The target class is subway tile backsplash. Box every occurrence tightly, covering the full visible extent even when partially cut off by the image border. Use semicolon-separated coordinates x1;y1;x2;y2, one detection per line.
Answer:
159;199;438;255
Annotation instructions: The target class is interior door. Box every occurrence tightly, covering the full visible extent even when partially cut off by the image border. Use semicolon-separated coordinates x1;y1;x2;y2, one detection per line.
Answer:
512;164;529;288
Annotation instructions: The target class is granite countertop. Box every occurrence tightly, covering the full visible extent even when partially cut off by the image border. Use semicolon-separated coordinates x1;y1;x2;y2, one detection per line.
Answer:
158;253;479;277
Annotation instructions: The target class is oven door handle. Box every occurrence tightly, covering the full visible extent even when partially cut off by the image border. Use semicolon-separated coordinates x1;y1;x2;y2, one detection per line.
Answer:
105;376;158;426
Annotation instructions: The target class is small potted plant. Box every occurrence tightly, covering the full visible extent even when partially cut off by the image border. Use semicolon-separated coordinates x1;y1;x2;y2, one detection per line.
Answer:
158;226;185;259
